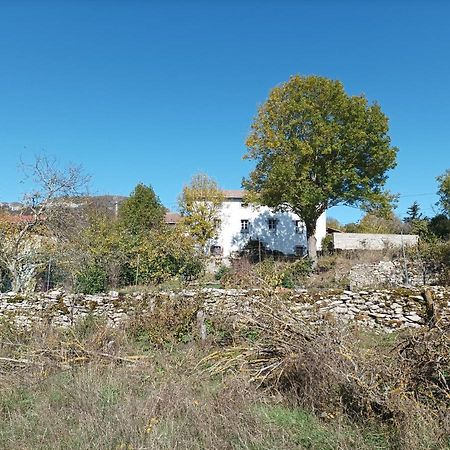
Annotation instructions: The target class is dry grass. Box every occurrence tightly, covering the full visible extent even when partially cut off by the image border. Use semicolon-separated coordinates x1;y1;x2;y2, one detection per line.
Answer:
201;296;450;449
0;300;449;449
0;318;283;450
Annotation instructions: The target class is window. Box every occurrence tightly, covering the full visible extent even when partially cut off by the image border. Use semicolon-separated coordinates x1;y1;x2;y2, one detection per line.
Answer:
268;218;277;231
210;245;223;256
294;220;304;234
295;245;306;257
241;219;249;233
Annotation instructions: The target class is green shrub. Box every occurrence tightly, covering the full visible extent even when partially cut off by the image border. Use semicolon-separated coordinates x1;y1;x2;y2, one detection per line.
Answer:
321;234;334;255
407;239;450;285
76;265;107;294
127;296;201;348
256;258;311;289
215;264;231;281
123;227;204;286
222;257;312;289
288;258;312;278
316;255;337;273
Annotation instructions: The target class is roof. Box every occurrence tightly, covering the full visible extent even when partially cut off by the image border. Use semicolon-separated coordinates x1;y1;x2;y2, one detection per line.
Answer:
0;214;35;224
222;190;245;199
164;212;182;224
326;226;343;234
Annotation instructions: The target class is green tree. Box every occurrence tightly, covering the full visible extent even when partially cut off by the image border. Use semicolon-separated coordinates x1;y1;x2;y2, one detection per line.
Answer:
243;75;398;259
348;212;404;234
125;227;203;285
402;201;432;238
404;201;423;223
429;214;450;240
436;169;450;216
76;209;125;289
118;183;165;236
178;173;224;253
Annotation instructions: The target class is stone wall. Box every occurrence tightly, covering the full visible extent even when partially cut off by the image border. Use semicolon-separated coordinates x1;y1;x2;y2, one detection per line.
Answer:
333;232;418;250
1;286;449;332
349;260;437;289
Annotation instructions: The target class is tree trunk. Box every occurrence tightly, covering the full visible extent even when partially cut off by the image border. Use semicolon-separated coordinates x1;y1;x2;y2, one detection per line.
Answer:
306;223;318;267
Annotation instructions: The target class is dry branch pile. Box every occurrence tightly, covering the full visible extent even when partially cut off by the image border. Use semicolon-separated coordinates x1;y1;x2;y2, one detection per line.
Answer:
0;319;149;382
202;298;450;447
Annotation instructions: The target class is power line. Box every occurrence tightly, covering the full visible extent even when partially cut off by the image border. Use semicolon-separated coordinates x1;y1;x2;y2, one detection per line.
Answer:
398;193;436;198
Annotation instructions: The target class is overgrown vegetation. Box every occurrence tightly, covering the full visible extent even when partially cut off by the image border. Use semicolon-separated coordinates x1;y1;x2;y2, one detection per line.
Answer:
220;257;312;289
0;300;449;449
1;153;449;295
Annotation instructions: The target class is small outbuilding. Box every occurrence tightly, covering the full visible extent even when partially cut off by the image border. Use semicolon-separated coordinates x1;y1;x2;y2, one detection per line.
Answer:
332;232;419;251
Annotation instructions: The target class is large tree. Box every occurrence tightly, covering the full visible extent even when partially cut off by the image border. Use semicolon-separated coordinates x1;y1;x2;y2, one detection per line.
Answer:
178;173;224;253
243;75;398;259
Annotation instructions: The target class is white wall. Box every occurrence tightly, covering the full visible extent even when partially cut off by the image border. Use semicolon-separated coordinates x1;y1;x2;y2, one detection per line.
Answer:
212;199;326;257
333;233;419;251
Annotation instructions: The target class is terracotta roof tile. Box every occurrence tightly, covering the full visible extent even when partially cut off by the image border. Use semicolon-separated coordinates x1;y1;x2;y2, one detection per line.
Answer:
164;212;182;224
222;190;245;199
0;214;35;224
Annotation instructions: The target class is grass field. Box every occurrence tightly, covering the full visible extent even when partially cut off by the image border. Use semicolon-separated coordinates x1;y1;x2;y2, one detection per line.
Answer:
0;305;448;449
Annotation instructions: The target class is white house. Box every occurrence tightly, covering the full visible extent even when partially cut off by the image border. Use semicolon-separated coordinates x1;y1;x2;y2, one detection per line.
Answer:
208;190;326;258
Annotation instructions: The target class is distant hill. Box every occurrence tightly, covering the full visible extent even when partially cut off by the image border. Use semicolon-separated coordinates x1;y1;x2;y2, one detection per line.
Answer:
0;195;128;216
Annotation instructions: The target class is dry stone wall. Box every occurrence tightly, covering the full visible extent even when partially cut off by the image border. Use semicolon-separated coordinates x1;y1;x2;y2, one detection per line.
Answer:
349;260;437;289
1;286;449;332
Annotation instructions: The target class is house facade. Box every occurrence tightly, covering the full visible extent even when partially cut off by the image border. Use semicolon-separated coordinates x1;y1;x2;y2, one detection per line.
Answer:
209;190;326;258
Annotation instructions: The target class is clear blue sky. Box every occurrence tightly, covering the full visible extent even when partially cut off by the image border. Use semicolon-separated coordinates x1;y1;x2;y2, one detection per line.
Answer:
1;0;449;223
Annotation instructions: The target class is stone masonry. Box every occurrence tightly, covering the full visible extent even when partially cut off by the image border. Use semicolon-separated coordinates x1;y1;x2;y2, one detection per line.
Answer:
0;286;449;332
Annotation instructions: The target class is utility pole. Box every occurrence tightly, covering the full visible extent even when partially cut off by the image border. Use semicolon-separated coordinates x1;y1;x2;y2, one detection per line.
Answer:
401;231;409;286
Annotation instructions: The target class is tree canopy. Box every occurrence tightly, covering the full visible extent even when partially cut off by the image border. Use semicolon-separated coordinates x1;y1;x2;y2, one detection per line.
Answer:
178;173;224;252
243;75;398;257
118;183;165;236
0;155;89;293
344;212;404;234
404;201;423;223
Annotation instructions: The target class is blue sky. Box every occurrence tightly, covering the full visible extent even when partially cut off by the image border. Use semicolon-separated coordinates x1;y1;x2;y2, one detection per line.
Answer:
0;0;449;223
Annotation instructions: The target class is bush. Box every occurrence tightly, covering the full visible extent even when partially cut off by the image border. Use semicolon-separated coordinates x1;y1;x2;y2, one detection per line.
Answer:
321;234;334;255
76;265;107;294
214;264;231;281
222;258;312;289
121;227;204;286
408;239;450;285
127;296;201;348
